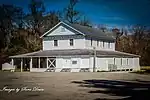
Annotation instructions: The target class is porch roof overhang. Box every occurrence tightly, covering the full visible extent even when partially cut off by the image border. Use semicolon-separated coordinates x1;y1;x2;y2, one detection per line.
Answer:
9;49;140;58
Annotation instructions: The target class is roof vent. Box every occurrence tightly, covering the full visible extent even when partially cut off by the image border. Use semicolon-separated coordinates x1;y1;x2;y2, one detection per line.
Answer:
61;27;66;32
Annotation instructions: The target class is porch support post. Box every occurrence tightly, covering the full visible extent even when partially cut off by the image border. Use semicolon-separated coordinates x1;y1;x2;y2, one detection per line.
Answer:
30;57;32;71
21;58;23;72
11;58;14;67
38;57;40;68
46;57;48;68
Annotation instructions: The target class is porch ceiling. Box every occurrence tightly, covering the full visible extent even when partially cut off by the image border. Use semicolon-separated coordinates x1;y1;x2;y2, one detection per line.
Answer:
9;49;140;58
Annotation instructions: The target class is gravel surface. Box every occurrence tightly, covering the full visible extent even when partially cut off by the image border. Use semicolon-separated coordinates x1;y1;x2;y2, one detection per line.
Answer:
0;72;150;100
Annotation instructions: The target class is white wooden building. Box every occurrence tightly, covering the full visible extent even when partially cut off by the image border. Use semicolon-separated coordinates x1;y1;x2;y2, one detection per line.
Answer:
9;21;140;72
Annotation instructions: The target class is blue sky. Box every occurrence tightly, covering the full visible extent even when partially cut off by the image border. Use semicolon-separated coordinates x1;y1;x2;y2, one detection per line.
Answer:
1;0;150;27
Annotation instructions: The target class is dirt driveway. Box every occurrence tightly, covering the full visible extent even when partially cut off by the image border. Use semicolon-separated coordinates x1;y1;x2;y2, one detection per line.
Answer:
0;72;150;100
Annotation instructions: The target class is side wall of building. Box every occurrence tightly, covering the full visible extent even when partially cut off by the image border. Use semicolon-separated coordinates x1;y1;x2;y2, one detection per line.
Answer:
85;39;115;51
133;57;140;71
55;57;91;72
95;57;140;71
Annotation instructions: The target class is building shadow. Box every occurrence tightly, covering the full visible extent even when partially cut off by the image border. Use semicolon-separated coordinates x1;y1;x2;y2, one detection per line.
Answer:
72;79;150;100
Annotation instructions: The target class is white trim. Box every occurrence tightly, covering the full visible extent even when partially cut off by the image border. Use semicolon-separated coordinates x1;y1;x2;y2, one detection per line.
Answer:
30;58;32;69
40;21;85;38
11;59;14;68
40;22;62;38
48;58;56;68
21;58;23;72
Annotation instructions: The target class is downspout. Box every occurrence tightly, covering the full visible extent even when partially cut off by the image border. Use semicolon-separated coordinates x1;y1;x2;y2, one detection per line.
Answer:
93;47;96;72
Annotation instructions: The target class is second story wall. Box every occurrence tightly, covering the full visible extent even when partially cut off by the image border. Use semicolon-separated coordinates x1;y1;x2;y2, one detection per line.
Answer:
43;35;85;50
41;22;116;51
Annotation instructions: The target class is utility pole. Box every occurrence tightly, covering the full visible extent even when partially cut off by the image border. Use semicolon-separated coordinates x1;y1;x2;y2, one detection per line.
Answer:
93;47;96;72
21;58;23;72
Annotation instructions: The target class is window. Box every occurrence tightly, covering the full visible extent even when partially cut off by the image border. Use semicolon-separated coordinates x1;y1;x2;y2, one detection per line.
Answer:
72;61;77;64
97;40;99;46
114;58;116;65
40;57;47;68
121;58;122;65
103;41;105;48
70;39;74;46
91;39;93;46
108;42;111;48
61;27;66;32
32;58;39;68
54;40;58;46
127;59;129;65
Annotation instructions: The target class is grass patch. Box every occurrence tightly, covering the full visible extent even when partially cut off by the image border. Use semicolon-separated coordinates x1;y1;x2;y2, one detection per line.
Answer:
141;66;150;73
141;66;150;70
132;70;146;74
131;66;150;74
1;70;12;72
15;68;21;72
1;68;30;72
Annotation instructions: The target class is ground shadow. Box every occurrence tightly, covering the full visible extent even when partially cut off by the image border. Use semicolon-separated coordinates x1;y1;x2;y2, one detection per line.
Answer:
72;79;150;100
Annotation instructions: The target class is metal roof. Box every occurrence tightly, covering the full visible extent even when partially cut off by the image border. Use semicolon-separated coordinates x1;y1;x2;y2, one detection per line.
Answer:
67;22;115;41
9;49;140;58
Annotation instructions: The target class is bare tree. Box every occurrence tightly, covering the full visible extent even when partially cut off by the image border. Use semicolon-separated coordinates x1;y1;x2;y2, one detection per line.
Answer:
64;0;81;23
79;16;91;27
28;0;45;35
98;24;107;32
0;4;24;49
115;25;150;65
40;11;60;33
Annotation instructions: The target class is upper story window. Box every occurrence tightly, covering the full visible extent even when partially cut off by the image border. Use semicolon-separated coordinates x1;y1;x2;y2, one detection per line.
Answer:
61;27;66;32
127;59;129;65
108;42;111;48
97;40;99;46
54;40;58;46
91;39;93;46
121;58;123;65
114;58;116;65
70;39;74;46
103;41;105;48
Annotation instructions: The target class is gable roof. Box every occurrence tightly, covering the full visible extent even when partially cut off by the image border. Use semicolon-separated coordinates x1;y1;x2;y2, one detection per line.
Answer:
40;21;115;41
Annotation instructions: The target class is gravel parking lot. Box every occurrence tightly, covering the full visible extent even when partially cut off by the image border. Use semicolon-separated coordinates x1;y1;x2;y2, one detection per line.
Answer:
0;72;150;100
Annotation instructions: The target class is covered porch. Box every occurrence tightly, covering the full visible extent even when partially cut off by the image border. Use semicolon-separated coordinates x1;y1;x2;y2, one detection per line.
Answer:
10;57;56;72
9;49;140;72
9;49;94;72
